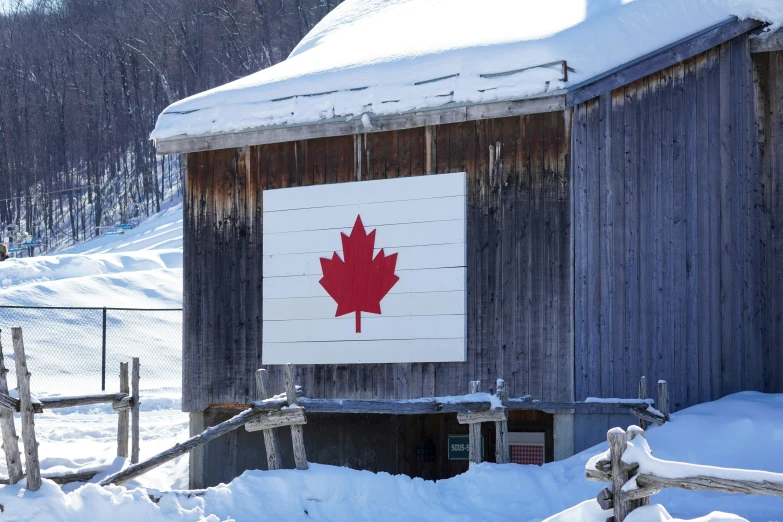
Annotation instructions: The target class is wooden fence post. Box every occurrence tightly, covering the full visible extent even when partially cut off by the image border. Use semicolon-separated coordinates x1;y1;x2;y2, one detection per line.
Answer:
638;376;648;430
495;379;509;464
0;332;23;484
608;427;629;521
256;369;282;470
285;364;308;470
625;426;649;508
117;362;129;458
469;380;481;465
12;327;41;491
131;357;140;464
657;380;670;421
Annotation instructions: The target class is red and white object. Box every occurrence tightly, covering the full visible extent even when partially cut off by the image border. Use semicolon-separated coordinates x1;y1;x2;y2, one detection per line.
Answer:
262;172;467;364
509;432;546;466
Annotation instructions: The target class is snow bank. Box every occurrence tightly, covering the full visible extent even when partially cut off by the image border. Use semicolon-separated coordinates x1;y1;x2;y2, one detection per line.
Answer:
151;0;783;141
1;392;782;521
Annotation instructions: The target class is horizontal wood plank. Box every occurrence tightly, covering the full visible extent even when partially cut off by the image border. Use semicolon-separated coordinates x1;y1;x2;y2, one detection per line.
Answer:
263;242;465;277
263;267;465;298
263;291;466;320
264;171;465;211
264;219;464;256
262;338;466;364
263;194;465;234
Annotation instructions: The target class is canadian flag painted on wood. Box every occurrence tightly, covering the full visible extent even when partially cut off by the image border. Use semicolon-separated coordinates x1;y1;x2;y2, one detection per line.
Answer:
262;172;467;365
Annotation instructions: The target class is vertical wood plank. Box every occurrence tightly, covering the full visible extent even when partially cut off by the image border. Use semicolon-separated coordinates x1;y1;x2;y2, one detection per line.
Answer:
256;369;282;470
494;379;509;464
0;334;23;484
624;82;640;402
610;89;627;401
117;362;129;458
12;328;40;491
468;380;481;465
131;357;140;464
573;104;589;400
286;364;308;470
637;76;651;398
598;92;614;399
719;42;734;397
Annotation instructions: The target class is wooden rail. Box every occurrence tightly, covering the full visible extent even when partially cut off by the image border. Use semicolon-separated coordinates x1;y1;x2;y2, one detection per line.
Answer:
0;327;141;490
587;425;783;521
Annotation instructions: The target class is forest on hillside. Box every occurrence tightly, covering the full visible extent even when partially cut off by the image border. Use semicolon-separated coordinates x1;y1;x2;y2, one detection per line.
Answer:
0;0;340;251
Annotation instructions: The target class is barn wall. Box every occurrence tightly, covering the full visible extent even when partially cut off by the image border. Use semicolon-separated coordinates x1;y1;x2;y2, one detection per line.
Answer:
183;113;573;412
572;34;778;417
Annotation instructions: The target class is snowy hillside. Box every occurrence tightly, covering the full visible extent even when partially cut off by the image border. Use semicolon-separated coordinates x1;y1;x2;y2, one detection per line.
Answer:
0;200;183;308
0;392;781;521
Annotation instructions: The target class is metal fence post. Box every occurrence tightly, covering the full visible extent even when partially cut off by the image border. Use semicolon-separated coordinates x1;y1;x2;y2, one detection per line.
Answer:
101;307;107;391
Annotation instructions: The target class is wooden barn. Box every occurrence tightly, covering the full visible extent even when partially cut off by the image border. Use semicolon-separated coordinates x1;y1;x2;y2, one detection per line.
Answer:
151;0;783;488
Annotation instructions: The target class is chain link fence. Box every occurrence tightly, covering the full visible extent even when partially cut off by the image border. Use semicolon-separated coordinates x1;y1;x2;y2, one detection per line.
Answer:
0;306;181;396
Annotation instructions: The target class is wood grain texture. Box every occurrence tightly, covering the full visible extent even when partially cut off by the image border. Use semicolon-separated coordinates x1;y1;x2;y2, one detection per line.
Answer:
0;334;22;484
117;363;129;458
131;358;140;464
12;328;40;491
573;34;776;410
254;369;282;470
183;111;572;410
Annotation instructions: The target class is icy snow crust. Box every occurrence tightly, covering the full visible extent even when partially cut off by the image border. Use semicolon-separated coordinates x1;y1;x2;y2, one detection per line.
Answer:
1;392;782;521
151;0;783;142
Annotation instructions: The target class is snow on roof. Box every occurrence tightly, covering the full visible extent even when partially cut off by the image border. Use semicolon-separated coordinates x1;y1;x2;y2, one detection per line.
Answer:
151;0;783;142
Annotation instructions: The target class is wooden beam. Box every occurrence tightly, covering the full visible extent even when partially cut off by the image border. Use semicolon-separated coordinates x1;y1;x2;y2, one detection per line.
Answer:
566;17;763;107
0;469;98;486
99;407;265;486
131;358;140;464
39;393;127;409
245;408;307;431
296;397;492;415
494;379;510;464
285;364;308;470
117;363;129;458
635;472;783;498
0;334;23;485
154;94;565;154
12;328;41;491
468;381;481;465
457;408;508;424
252;369;282;470
751;28;783;53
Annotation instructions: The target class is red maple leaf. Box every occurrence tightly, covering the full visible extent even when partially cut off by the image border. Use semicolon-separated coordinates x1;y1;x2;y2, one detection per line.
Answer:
319;215;399;333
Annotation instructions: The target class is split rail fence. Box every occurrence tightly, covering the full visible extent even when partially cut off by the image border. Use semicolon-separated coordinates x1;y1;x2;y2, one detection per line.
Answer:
586;425;783;521
0;327;141;491
98;364;670;488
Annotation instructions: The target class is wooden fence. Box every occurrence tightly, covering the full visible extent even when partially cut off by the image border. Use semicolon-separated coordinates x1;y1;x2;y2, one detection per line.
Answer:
0;327;140;491
586;426;783;521
98;364;669;487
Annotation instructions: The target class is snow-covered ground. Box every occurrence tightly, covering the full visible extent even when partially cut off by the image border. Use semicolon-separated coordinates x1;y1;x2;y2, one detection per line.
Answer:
0;392;781;521
1;198;782;522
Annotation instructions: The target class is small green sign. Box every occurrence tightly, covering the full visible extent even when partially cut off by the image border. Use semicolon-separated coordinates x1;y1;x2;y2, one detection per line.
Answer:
448;434;482;460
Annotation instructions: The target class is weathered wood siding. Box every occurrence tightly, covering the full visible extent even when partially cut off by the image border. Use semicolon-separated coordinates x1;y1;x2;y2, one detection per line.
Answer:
183;113;573;412
573;34;779;412
753;50;783;397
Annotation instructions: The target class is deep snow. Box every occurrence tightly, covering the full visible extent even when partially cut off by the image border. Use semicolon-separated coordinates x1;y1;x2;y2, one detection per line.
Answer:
0;392;781;521
151;0;783;141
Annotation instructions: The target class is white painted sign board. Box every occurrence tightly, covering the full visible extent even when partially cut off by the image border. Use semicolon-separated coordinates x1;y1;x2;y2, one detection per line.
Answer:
262;172;466;364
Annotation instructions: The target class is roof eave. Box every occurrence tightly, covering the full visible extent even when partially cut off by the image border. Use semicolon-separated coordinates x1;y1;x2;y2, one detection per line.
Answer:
154;90;566;155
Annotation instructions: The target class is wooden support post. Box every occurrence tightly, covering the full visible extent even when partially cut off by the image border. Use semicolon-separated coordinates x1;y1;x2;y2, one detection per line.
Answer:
117;362;129;458
131;357;140;464
12;328;41;491
494;379;509;464
286;364;308;470
608;427;629;521
468;380;481;465
255;369;282;470
625;426;650;508
0;332;23;484
638;376;648;430
657;380;670;421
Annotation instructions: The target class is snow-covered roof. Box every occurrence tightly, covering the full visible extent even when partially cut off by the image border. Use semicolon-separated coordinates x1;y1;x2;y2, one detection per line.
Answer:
151;0;783;143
